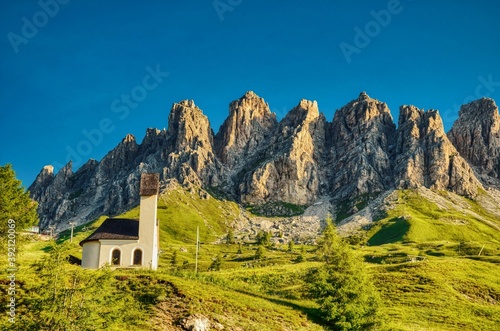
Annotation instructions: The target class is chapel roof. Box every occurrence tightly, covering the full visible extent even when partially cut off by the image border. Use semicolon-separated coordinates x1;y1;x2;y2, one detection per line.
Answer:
79;218;139;246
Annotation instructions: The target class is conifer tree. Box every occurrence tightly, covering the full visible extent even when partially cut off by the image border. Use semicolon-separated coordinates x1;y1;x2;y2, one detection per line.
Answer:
255;245;266;259
0;164;38;253
226;228;235;245
171;250;178;266
309;216;383;330
209;255;222;271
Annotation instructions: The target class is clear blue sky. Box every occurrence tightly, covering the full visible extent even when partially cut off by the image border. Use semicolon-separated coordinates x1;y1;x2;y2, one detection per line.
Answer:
1;0;500;186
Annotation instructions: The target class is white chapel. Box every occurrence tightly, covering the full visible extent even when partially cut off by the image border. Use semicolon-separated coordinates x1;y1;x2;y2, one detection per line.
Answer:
80;173;160;270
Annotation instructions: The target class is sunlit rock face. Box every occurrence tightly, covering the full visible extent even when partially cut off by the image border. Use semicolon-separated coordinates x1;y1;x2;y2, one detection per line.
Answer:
30;92;494;230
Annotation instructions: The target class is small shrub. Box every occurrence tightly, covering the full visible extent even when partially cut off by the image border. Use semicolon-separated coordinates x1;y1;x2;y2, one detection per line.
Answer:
255;246;266;259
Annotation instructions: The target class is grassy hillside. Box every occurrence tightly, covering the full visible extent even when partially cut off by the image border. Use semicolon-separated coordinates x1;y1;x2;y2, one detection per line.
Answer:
4;186;500;330
120;186;242;245
366;190;500;250
373;258;500;330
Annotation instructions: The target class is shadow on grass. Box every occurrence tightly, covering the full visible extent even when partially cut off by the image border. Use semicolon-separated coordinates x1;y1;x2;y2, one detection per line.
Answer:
229;256;257;263
41;244;54;252
368;217;410;245
233;288;325;326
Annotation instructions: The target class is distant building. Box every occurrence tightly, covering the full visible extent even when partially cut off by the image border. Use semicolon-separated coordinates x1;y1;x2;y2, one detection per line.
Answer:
23;226;40;234
80;173;160;270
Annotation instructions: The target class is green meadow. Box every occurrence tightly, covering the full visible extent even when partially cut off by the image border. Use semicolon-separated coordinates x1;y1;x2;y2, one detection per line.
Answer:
2;187;499;330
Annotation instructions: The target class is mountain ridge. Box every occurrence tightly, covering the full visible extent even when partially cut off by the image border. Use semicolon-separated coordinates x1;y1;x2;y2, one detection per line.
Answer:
29;92;500;231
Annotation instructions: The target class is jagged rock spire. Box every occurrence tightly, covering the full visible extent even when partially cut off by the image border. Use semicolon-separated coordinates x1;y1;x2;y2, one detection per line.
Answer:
238;98;325;206
215;91;277;167
328;92;396;199
448;98;500;180
395;105;482;197
28;92;493;229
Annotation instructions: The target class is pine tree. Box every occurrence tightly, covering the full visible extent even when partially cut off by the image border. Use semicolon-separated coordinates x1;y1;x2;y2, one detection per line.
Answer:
24;243;118;330
295;244;306;262
256;231;271;247
209;255;222;271
255;245;265;259
0;164;38;253
171;250;178;266
226;228;235;245
309;216;383;330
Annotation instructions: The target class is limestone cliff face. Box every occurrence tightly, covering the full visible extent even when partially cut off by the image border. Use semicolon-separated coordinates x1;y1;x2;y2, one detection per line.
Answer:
98;134;139;179
164;100;222;186
29;101;222;230
29;135;143;229
448;98;500;181
328;92;396;200
395;106;482;197
29;162;71;229
29;92;497;231
238;99;326;206
215;91;277;168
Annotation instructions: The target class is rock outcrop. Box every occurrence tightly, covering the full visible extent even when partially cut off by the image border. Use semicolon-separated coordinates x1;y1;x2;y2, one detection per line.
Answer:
238;99;326;206
29;100;222;230
327;92;396;200
448;98;500;182
164;100;222;186
28;92;496;231
215;91;277;168
395;106;482;197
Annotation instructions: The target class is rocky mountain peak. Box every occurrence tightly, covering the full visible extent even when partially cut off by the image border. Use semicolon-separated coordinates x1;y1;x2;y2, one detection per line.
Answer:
422;110;444;134
178;99;197;108
298;99;320;118
398;105;423;125
93;133;140;182
229;90;275;121
240;90;263;103
335;92;393;132
448;97;500;180
358;91;370;100
328;94;396;200
163;100;221;186
43;165;54;174
56;161;73;179
167;100;214;152
395;105;481;197
28;165;55;193
398;106;446;140
280;99;320;129
237;98;327;207
123;133;136;143
457;97;498;118
215;91;277;167
51;161;72;196
141;128;165;144
139;128;168;157
28;92;496;231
